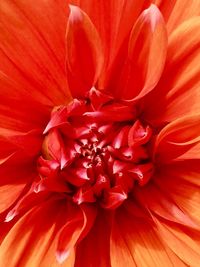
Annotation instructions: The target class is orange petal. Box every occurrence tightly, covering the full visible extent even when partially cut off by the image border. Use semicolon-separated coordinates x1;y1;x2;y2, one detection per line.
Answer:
143;17;200;125
111;206;176;267
110;4;167;100
0;197;75;267
135;183;199;229
154;0;200;34
66;5;104;98
110;218;137;267
0;1;72;106
154;114;200;163
154;217;200;267
0;184;25;215
154;163;200;226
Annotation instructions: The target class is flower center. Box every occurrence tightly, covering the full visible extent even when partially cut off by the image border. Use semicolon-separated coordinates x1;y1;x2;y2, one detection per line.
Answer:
36;88;154;209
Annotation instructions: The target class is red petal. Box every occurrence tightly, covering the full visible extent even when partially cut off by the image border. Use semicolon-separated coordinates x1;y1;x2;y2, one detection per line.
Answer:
43;129;69;169
66;5;103;98
75;209;111;267
70;0;151;84
0;154;36;214
0;71;50;133
128;120;152;146
101;186;127;210
0;1;71;106
111;4;167;100
56;204;97;263
0;128;42;156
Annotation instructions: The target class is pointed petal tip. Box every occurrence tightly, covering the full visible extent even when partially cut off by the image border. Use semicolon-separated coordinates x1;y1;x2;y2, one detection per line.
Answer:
60;158;68;170
4;209;18;222
68;4;83;23
56;250;70;264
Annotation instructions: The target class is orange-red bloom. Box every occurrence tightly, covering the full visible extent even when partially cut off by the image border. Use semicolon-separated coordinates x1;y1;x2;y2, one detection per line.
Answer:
0;1;200;266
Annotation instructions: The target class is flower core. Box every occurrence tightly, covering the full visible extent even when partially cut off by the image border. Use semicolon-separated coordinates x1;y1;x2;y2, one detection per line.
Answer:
36;88;154;209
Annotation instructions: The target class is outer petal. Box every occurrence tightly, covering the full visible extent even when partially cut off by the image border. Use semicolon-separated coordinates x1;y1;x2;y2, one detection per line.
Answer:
0;0;72;107
143;17;200;125
69;0;151;73
75;209;111;267
56;204;97;264
154;0;200;34
154;217;200;267
66;5;104;98
154;115;200;163
135;183;199;229
0;128;42;156
0;197;74;267
154;161;200;226
108;4;167;100
111;206;177;267
0;154;36;214
0;71;50;133
110;218;137;267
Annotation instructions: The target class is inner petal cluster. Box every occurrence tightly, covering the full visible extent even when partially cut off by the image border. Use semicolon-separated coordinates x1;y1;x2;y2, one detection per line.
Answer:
36;88;154;209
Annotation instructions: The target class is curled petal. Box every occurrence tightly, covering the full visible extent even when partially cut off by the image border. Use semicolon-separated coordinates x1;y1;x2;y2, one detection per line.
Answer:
56;204;97;263
66;5;104;97
113;4;167;100
154;114;200;162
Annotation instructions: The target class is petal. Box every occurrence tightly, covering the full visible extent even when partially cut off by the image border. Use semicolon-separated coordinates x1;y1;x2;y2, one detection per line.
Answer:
75;209;111;267
56;204;97;264
0;155;36;214
154;114;200;163
0;71;49;132
0;0;72;107
66;5;104;98
135;183;199;229
70;0;151;76
154;217;200;267
143;17;200;125
111;206;176;267
154;162;200;226
109;4;167;100
0;184;25;215
154;0;200;34
110;218;137;267
0;128;42;156
0;197;74;267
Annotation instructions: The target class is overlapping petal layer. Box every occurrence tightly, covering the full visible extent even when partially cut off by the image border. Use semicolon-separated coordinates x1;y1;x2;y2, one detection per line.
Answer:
0;1;199;267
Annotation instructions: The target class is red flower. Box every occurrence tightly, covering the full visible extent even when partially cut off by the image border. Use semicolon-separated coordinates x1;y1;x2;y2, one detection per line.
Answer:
0;1;200;266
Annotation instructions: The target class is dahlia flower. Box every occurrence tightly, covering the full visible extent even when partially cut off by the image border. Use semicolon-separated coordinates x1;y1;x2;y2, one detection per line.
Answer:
0;0;200;266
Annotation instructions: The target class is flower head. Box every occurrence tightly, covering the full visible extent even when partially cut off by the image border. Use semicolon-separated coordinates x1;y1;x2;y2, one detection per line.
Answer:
0;1;200;266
